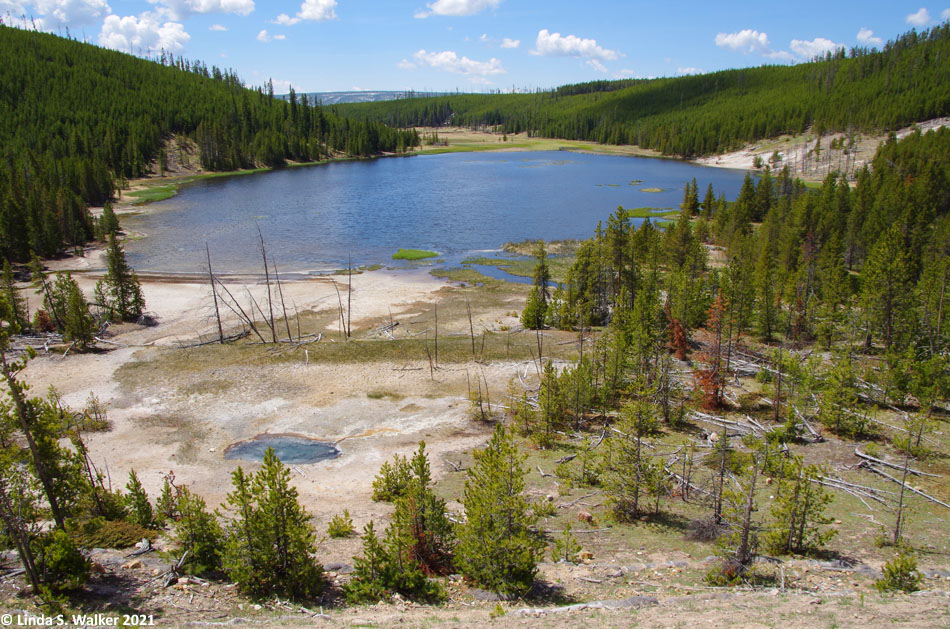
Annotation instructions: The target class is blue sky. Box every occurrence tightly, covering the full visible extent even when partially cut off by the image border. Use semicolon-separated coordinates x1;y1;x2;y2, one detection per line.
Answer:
3;1;949;93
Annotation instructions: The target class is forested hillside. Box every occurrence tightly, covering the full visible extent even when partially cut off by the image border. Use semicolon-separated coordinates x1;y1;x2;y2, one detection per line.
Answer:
340;25;950;158
0;26;419;262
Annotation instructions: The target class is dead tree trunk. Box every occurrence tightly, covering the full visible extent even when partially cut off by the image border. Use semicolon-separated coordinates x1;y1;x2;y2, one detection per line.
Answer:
206;244;224;344
272;261;293;342
257;227;277;343
894;452;910;545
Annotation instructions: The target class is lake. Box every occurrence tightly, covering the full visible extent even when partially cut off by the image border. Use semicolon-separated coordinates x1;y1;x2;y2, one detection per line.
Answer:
122;151;749;276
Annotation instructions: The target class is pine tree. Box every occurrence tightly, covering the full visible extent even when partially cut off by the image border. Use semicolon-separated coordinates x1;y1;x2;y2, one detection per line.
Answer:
754;245;779;342
457;424;543;595
174;486;223;576
762;459;835;556
520;285;546;330
819;355;867;438
387;443;454;576
607;400;660;521
222;448;323;600
95;233;145;322
707;438;761;584
29;253;62;331
58;273;95;349
0;260;28;332
0;341;87;531
124;469;155;528
343;521;394;603
860;225;914;350
701;183;716;218
99;202;119;237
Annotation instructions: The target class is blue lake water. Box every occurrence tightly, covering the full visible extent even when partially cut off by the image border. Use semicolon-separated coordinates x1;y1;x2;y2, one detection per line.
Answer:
122;151;749;275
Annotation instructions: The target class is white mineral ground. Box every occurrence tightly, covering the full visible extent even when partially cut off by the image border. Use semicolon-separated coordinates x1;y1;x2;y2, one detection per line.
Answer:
21;259;522;550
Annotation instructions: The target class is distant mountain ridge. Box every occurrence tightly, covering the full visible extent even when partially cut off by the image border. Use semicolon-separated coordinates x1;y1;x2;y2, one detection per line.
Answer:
282;91;454;105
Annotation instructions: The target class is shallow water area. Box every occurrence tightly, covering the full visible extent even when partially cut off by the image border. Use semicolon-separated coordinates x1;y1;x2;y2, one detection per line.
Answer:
223;434;340;464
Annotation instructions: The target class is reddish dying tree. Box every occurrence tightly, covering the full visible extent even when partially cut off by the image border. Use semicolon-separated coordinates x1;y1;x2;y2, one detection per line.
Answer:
694;291;727;410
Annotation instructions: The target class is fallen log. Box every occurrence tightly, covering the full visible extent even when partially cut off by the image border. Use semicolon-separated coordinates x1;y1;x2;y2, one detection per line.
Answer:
854;447;939;478
862;464;950;510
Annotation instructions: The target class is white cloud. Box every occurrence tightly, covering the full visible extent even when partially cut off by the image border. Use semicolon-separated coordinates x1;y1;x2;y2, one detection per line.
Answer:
533;29;619;61
148;0;254;20
0;1;26;15
942;8;950;20
415;0;501;18
856;27;882;46
790;37;843;59
256;28;284;42
714;29;833;62
501;37;519;48
766;49;796;62
273;13;298;25
677;66;703;75
297;0;336;21
615;68;635;78
30;0;111;27
479;33;489;42
906;7;931;26
715;29;770;54
397;58;417;70
209;23;227;30
271;0;336;26
412;49;505;78
99;12;189;53
587;59;607;73
270;78;292;92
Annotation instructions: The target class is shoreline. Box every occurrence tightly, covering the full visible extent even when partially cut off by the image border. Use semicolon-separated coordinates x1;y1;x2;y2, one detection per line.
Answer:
108;115;950;225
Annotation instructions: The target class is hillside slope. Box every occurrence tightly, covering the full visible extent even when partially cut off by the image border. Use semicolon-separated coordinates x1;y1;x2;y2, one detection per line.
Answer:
0;26;418;261
339;25;950;158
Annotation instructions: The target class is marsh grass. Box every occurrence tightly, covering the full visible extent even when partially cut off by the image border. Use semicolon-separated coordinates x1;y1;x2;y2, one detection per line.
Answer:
461;254;575;283
393;248;439;260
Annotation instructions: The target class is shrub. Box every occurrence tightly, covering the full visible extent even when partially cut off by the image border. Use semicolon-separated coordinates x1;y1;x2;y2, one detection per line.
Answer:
686;516;725;542
875;551;923;593
371;454;413;502
174;487;224;576
343;520;445;604
327;510;356;538
551;524;582;563
532;498;557;519
34;530;89;591
69;517;155;549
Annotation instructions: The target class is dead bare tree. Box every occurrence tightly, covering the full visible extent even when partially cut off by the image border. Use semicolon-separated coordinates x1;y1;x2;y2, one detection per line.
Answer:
257;227;277;343
347;258;352;338
206;244;224;344
212;277;266;343
272;260;292;342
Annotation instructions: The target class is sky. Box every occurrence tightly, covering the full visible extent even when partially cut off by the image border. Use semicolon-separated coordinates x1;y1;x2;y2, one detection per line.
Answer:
3;1;949;94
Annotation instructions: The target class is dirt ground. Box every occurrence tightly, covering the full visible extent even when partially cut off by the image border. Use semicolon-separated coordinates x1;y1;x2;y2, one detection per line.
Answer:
694;118;950;182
